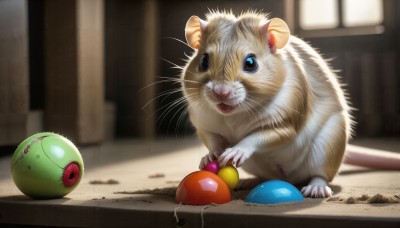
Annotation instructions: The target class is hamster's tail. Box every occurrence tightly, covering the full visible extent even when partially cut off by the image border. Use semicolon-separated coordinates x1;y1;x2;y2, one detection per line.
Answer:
344;144;400;170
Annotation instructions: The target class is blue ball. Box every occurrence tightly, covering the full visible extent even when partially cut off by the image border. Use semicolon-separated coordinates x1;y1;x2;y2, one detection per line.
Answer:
245;180;304;204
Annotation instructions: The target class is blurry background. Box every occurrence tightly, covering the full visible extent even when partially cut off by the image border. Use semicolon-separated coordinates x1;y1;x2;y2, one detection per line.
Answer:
1;0;399;147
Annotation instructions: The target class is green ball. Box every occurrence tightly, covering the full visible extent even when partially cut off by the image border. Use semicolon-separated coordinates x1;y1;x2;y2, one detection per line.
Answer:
11;132;84;199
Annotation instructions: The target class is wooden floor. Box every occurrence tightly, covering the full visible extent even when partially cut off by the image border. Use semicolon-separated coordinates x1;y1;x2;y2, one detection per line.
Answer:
0;137;399;227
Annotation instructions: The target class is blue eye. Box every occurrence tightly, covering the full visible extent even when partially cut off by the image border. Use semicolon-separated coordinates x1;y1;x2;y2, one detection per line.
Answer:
243;54;258;72
199;54;209;72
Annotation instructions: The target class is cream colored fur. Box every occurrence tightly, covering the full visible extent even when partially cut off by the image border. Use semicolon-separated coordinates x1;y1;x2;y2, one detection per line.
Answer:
182;11;353;198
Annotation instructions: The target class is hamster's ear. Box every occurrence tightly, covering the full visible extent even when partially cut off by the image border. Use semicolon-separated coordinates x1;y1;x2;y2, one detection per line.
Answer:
185;16;207;49
260;18;290;54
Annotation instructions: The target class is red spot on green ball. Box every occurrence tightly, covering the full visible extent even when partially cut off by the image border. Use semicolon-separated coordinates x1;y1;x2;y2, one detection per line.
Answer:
62;162;80;187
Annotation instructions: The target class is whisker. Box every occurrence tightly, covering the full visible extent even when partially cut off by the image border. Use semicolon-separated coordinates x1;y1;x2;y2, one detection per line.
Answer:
184;52;192;59
157;97;188;125
163;37;192;49
239;93;271;126
158;88;184;104
140;52;200;135
240;100;259;124
162;58;185;70
160;95;187;113
140;77;202;111
168;100;191;134
141;88;183;111
156;76;206;86
176;108;189;135
138;78;181;93
174;97;202;137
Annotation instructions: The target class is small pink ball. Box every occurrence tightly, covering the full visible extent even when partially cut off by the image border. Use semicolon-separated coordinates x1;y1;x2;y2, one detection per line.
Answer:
203;161;219;174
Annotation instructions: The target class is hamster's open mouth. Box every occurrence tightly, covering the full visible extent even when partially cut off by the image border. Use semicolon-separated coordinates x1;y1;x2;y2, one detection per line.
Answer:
217;103;235;114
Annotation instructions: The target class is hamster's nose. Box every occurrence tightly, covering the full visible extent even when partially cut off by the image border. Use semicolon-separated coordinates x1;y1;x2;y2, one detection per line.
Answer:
213;85;231;101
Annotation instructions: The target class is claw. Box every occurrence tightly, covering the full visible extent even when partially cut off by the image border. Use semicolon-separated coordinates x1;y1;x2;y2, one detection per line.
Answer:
199;152;219;169
232;153;240;166
218;147;250;168
219;149;236;167
301;177;333;198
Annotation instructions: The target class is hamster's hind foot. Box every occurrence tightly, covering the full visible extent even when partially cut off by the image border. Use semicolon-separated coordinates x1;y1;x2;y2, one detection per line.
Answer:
301;177;333;198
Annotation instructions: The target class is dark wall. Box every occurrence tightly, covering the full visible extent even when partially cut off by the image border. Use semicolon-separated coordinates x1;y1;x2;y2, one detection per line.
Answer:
105;0;158;138
28;0;45;110
105;0;147;137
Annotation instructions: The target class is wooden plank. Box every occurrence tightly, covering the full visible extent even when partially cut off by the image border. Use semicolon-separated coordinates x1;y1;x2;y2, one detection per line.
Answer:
76;0;105;143
43;0;78;141
105;0;157;138
0;0;29;145
44;0;104;144
141;0;158;138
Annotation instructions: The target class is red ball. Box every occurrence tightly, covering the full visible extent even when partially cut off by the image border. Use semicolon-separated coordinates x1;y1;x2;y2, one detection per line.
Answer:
202;161;219;174
176;171;231;205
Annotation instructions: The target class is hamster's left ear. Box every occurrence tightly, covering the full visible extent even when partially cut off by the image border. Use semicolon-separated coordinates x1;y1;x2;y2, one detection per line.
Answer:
260;18;290;54
185;16;207;49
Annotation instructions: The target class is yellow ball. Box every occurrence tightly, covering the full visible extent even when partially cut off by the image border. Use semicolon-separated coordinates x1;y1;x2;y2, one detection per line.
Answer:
217;165;239;190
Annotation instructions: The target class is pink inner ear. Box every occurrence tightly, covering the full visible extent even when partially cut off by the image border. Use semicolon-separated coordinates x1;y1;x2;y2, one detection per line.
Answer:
268;32;277;54
268;33;275;48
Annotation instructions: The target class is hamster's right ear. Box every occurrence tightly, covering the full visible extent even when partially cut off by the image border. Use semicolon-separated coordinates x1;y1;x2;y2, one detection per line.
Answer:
260;18;290;54
185;16;207;49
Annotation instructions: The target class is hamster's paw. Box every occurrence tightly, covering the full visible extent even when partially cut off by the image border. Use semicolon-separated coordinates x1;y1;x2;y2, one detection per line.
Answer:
199;152;219;169
218;147;250;167
301;177;333;198
301;185;332;198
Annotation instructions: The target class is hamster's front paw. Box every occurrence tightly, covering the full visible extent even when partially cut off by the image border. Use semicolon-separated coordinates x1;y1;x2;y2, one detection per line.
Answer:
301;177;333;198
199;152;219;169
218;147;250;167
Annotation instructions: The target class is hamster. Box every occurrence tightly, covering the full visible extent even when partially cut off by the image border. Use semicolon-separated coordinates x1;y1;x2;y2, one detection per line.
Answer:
180;11;400;198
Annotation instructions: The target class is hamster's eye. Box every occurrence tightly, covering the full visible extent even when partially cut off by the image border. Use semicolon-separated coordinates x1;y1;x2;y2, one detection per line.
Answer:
243;54;258;73
199;54;209;72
